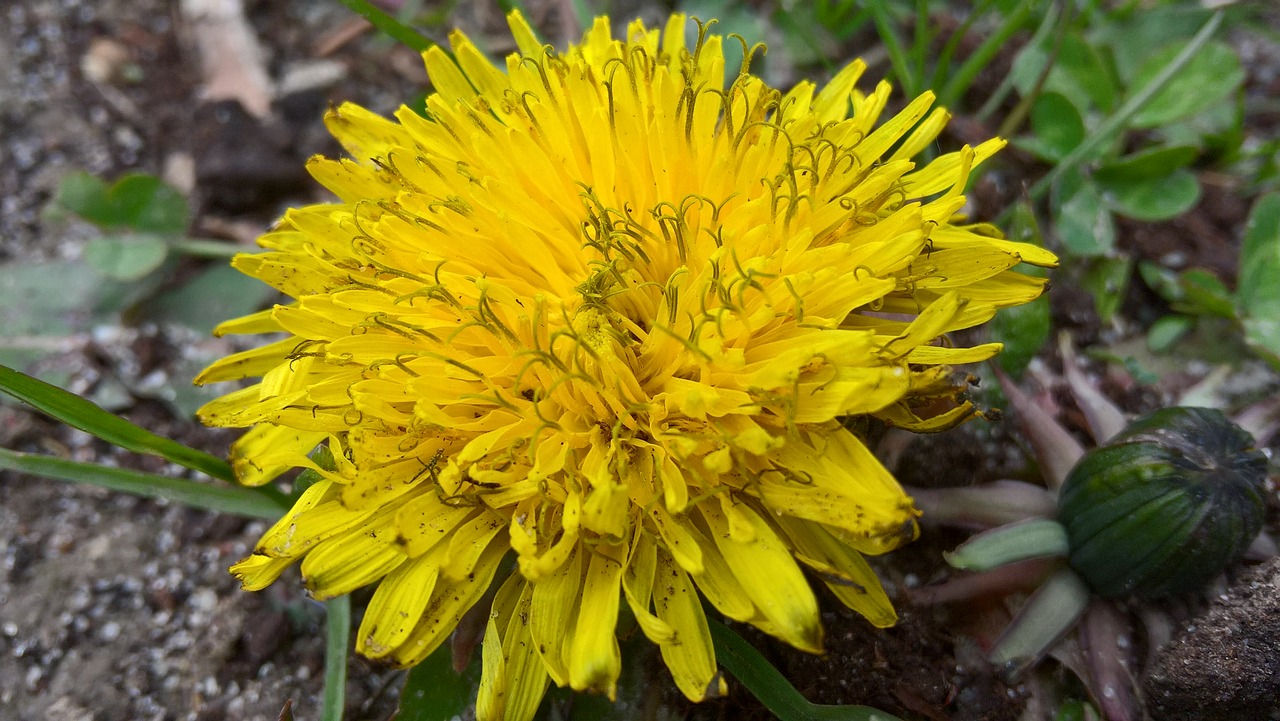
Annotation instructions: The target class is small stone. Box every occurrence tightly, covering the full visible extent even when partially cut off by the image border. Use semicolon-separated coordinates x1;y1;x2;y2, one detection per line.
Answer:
189;588;217;615
80;37;131;84
100;621;121;641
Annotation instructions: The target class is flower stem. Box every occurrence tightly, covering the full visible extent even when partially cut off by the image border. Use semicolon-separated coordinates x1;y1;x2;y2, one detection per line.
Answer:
322;595;351;721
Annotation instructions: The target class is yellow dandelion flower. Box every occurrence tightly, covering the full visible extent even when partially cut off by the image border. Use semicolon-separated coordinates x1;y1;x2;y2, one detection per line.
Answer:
198;12;1056;718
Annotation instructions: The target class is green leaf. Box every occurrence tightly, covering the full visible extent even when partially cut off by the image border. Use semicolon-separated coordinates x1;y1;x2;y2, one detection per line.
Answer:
1098;168;1200;221
83;234;171;281
107;174;190;234
1094;145;1199;184
1147;315;1194;353
140;263;278;336
1158;97;1241;151
1237;192;1280;320
0;259;171;381
57;172;189;234
1022;12;1224;205
1237;193;1280;365
0;363;236;483
945;518;1070;571
1053;179;1116;257
1011;34;1116;114
1081;257;1132;324
989;568;1091;671
1130;40;1243;128
991;296;1051;378
1178;269;1235;318
1138;260;1184;304
56;172;116;226
707;618;904;721
397;637;483;721
0;447;282;520
1243;319;1280;368
1021;92;1085;164
322;595;351;721
1093;5;1212;84
0;260;162;334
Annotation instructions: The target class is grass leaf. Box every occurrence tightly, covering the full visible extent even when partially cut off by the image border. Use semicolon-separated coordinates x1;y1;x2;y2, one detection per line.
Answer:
0;448;282;520
335;0;433;52
707;618;904;721
0;363;237;482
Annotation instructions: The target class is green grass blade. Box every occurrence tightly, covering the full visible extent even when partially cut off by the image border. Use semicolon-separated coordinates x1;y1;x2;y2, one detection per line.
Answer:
335;0;433;53
1023;11;1223;204
707;618;904;721
494;0;529;16
938;0;1034;109
910;0;930;95
976;1;1061;124
0;448;283;520
0;363;235;482
930;0;988;93
322;595;351;721
868;2;918;100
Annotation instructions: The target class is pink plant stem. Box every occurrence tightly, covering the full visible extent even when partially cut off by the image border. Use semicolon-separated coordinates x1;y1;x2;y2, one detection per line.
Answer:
1138;606;1174;674
910;558;1059;605
993;365;1086;492
1080;600;1137;721
906;480;1057;529
1059;332;1128;443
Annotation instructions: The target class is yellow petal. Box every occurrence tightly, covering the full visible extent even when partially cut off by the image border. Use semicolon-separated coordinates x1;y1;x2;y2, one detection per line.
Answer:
812;59;866;123
300;509;407;599
450;30;510;101
905;342;1002;365
776;516;896;628
680;521;755;622
257;496;375;558
877;400;980;433
211;307;281;337
424;45;480;108
226;425;326;487
357;553;441;658
567;548;625;698
648;505;703;575
876;290;967;361
229;553;294;591
653;547;724;701
478;575;550;721
505;9;545;60
529;543;582;686
443;511;508;580
621;529;676;644
696;501;822;652
391;538;507;667
194;338;295;385
889;107;950;163
764;430;918;554
395;491;476;557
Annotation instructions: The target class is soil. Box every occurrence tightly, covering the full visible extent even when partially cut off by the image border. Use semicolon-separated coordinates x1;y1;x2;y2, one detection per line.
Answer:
2;2;1278;721
1144;558;1280;721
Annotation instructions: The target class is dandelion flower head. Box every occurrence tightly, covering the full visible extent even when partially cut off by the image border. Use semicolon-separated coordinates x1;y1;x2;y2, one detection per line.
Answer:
197;11;1057;719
